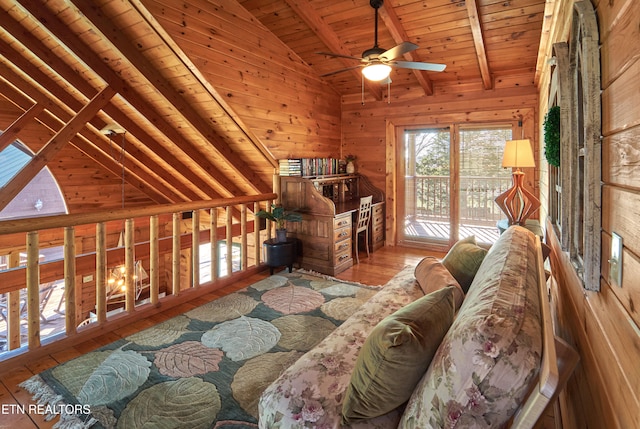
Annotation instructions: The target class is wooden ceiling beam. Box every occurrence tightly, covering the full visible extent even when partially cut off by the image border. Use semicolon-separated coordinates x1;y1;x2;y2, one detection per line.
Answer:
10;2;250;198
0;103;44;153
0;79;186;205
0;86;116;211
0;11;209;203
379;0;434;96
282;0;384;101
69;0;272;195
0;48;201;204
465;0;492;90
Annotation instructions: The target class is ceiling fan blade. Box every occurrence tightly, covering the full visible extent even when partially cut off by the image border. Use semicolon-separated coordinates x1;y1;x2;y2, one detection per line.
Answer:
320;65;363;77
316;51;363;61
380;42;418;61
391;60;446;72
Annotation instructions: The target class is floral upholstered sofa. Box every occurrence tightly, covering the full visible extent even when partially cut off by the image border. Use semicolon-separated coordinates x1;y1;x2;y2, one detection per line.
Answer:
258;226;574;429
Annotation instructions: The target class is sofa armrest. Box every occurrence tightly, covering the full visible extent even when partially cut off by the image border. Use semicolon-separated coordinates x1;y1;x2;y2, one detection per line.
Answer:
510;237;580;429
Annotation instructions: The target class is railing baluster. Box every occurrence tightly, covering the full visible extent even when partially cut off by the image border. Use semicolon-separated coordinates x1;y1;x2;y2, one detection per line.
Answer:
125;218;135;312
241;204;247;270
253;202;260;266
226;206;233;276
96;222;107;323
172;212;181;295
7;251;21;350
64;226;77;335
150;215;159;305
210;208;218;282
26;231;40;349
192;210;200;288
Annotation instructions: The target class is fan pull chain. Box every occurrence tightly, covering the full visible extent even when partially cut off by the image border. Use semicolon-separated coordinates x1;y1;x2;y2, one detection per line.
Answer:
387;80;390;104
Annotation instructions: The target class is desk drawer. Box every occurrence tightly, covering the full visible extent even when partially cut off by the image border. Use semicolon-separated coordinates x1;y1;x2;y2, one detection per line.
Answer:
334;247;352;265
334;226;351;243
334;216;351;229
334;240;351;254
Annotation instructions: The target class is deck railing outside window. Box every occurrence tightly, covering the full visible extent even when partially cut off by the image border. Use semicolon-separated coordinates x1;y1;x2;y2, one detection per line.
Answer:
413;175;512;225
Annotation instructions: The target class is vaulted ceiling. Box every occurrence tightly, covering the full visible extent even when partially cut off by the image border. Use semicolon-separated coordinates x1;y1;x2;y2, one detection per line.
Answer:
0;0;549;215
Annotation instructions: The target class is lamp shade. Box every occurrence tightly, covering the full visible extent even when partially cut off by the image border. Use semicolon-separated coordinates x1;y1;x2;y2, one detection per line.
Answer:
501;139;535;168
362;63;392;81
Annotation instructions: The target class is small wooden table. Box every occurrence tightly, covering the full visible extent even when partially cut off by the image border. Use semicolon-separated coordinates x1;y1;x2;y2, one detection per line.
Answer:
263;238;296;275
496;219;544;238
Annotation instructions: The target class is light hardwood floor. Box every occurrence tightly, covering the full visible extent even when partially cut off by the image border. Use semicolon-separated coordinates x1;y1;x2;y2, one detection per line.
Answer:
0;246;554;428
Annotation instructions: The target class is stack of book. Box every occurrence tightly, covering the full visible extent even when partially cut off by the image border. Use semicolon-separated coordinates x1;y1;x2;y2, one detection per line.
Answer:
278;159;302;176
279;158;344;177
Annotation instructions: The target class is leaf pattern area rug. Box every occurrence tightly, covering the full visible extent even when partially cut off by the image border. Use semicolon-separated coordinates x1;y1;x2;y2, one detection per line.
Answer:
20;270;380;429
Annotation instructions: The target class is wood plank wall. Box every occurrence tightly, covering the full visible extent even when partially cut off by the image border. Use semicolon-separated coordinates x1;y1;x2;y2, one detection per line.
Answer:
341;83;539;247
144;0;343;161
538;1;640;428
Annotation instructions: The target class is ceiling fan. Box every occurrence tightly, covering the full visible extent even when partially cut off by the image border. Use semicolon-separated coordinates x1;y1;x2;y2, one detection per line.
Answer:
318;0;446;82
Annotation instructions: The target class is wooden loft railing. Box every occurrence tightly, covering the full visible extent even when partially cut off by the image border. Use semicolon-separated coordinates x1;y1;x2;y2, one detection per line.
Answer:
0;193;277;368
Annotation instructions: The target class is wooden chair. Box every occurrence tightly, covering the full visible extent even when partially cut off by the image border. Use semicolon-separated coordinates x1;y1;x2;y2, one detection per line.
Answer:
353;195;373;264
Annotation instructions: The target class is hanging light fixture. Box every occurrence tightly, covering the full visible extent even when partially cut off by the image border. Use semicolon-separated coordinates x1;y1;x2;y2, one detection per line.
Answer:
362;62;391;81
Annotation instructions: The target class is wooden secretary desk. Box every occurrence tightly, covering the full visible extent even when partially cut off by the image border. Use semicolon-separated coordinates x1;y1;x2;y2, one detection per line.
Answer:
280;174;384;275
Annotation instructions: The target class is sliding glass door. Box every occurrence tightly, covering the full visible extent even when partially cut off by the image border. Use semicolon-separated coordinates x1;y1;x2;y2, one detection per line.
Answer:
398;125;513;248
458;127;513;244
399;127;452;246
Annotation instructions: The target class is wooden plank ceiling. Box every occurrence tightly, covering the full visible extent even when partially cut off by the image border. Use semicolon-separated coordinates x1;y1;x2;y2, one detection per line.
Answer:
241;0;548;97
0;0;548;214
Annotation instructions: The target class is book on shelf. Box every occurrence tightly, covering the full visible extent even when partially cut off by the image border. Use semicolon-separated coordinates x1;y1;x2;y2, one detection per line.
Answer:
278;159;302;176
279;158;345;177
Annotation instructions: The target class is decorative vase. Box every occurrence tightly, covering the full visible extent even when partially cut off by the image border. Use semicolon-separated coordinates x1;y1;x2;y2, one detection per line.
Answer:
346;161;355;174
276;229;287;243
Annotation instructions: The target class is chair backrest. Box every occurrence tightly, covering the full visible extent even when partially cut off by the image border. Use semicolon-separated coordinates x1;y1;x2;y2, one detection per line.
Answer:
356;195;373;233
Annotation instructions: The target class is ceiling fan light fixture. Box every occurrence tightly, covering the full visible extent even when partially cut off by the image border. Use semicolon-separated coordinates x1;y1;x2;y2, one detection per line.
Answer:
362;63;391;81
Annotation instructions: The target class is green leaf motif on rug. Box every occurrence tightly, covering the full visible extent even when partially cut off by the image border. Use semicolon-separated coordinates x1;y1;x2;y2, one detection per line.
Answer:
52;349;151;406
250;274;289;291
311;281;365;296
186;293;259;323
118;378;220;429
321;296;370;321
231;351;303;418
272;315;337;350
154;341;224;377
201;316;281;361
126;315;191;346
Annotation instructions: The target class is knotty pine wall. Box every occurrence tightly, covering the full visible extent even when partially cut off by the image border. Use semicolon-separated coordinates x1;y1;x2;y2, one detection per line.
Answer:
341;83;539;248
537;1;640;428
144;0;342;161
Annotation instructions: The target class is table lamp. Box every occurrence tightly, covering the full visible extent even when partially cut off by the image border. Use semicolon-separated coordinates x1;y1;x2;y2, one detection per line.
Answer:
495;139;540;225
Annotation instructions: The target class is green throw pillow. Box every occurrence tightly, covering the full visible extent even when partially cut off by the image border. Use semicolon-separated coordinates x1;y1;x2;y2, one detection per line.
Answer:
341;287;456;424
442;235;487;293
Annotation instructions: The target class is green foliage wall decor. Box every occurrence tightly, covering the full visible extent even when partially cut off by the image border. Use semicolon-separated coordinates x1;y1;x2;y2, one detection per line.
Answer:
543;106;561;167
